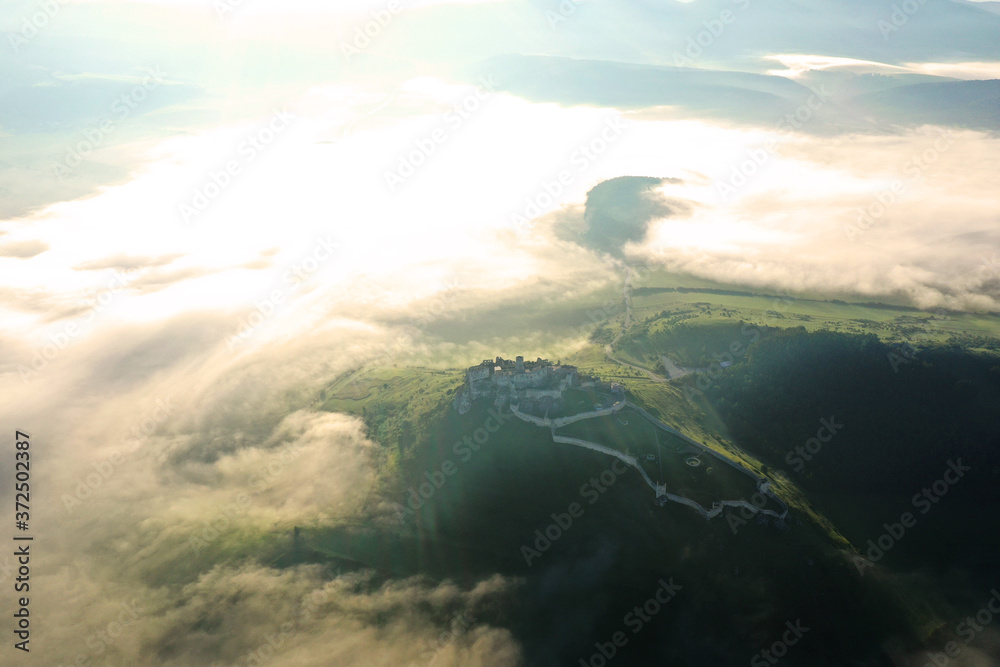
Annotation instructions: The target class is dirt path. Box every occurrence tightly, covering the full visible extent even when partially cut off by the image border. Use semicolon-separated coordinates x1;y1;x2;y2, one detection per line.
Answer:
604;265;673;382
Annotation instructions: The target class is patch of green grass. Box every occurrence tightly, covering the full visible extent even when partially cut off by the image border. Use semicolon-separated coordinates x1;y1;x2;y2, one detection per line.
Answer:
563;337;859;549
318;366;463;481
628;285;1000;349
557;407;778;512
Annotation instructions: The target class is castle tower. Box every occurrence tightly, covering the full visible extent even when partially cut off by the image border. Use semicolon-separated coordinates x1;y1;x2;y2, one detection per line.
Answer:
515;356;524;373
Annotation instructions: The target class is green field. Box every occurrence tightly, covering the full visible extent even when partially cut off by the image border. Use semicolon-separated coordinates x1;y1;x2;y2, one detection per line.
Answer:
618;269;1000;370
310;266;1000;568
539;385;622;418
557;407;783;513
276;267;1000;661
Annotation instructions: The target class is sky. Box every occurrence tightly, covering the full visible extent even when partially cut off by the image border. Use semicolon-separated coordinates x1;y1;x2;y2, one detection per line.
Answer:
1;0;999;664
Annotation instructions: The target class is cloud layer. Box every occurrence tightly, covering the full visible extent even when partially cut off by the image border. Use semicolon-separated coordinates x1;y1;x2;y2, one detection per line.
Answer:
2;0;999;662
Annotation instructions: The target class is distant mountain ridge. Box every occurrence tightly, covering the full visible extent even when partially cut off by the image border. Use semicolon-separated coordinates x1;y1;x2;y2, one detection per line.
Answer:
480;55;1000;132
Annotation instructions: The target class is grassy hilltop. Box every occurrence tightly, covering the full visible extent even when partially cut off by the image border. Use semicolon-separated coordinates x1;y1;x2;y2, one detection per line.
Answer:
294;268;1000;664
309;358;929;664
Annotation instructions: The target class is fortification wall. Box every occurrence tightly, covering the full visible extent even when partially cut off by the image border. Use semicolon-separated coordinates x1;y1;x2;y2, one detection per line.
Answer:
628;402;788;518
550;400;625;428
513;403;788;521
629;403;754;477
509;400;625;429
509;405;550;427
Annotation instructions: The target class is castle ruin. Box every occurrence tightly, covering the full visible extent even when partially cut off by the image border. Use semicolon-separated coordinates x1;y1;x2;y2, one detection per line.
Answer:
455;356;581;415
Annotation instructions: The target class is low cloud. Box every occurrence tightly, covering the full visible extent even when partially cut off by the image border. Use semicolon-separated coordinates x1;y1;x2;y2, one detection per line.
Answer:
0;306;531;665
74;253;183;272
627;127;1000;311
38;561;522;667
0;239;49;258
559;176;690;258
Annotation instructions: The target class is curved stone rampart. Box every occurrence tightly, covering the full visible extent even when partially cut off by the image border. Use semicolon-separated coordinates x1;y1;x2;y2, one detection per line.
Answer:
509;399;626;430
509;401;789;521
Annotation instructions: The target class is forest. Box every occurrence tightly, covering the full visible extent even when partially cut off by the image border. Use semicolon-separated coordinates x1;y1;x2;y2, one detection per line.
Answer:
701;328;1000;501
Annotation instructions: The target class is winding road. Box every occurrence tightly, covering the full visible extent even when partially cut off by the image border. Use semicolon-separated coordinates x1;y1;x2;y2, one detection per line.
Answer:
509;399;789;521
604;265;696;382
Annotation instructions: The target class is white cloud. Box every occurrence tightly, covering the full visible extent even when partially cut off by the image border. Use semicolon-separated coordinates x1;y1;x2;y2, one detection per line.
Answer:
766;53;1000;80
